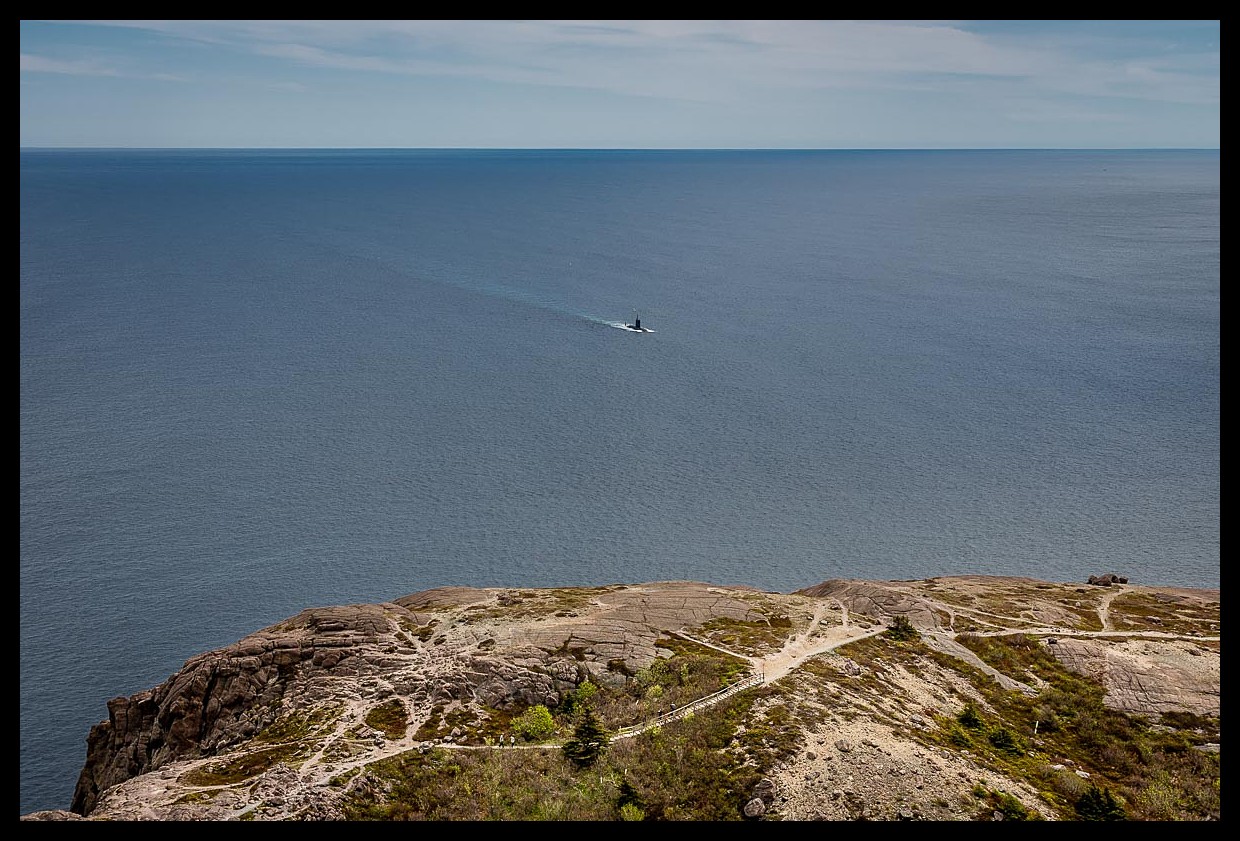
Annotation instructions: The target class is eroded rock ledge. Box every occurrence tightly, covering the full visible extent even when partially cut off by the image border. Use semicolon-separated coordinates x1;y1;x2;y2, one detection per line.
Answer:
55;576;1218;821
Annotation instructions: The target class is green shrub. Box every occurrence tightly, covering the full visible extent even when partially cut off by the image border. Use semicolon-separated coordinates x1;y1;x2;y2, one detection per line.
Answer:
973;785;1040;821
619;803;645;821
559;679;600;718
988;726;1023;756
617;778;646;821
1075;784;1126;821
958;702;985;730
512;704;557;742
884;614;920;641
946;723;974;748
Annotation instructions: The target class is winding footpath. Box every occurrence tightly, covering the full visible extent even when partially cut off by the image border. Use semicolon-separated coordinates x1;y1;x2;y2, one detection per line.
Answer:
183;591;1215;820
216;604;885;818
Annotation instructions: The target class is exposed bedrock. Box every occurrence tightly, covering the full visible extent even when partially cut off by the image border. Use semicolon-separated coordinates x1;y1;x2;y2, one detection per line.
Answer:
70;582;767;815
796;579;943;629
72;603;402;814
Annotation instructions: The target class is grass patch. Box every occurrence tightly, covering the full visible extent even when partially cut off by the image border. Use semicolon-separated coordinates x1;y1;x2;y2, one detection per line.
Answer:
180;745;305;787
414;703;514;745
254;705;342;745
955;633;1050;685
693;615;794;656
1106;592;1220;634
923;634;1219;820
1052;598;1105;630
971;784;1043;821
457;587;617;623
581;637;751;731
188;705;342;785
398;617;437;642
328;768;362;788
343;689;765;821
414;704;447;742
735;688;804;767
172;790;216;805
925;591;976;609
365;700;408;740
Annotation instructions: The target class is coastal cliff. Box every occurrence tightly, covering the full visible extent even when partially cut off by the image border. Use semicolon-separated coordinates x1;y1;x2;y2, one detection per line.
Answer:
35;577;1219;821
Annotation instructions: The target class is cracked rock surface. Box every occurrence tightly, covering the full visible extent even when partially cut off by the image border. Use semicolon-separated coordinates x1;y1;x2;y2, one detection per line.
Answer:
38;576;1216;821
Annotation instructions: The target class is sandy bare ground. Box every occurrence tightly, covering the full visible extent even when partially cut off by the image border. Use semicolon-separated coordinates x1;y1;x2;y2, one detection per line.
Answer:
65;578;1217;821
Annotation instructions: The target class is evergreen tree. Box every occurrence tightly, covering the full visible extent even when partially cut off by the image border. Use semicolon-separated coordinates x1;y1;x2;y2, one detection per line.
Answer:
987;726;1023;756
884;614;920;641
957;702;985;730
562;705;611;769
1075;784;1126;821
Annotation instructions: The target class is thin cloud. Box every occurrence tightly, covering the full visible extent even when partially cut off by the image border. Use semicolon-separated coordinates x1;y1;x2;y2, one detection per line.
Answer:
21;53;123;76
1002;99;1132;124
34;20;1219;107
20;51;187;82
265;80;309;92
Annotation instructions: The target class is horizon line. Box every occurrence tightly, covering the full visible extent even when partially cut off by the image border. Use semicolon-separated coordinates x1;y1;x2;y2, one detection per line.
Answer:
18;145;1221;152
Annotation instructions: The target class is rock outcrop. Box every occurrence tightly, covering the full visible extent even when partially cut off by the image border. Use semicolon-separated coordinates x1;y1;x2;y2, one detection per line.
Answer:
50;576;1218;822
72;582;769;814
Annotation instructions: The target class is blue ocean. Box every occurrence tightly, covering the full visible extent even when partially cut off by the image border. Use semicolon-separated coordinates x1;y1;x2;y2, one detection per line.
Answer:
19;149;1219;814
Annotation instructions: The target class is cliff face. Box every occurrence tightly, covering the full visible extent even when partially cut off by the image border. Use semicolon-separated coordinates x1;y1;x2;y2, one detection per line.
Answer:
72;601;421;814
49;577;1219;822
71;583;770;815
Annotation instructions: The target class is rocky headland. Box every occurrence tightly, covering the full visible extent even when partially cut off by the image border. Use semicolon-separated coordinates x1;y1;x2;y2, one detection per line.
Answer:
25;575;1219;821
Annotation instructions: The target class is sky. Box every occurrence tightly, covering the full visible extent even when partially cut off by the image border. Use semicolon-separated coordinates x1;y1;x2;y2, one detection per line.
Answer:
19;20;1220;149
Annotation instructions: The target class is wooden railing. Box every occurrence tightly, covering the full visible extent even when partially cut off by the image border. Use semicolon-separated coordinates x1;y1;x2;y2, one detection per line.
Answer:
610;672;765;742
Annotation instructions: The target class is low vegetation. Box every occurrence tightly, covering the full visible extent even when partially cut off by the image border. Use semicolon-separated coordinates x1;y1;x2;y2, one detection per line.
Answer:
183;590;1218;821
693;614;795;656
365;700;408;740
511;704;557;742
769;631;1217;821
458;587;619;623
415;703;510;745
253;705;342;745
935;633;1220;820
180;745;306;787
340;638;780;820
883;614;919;641
586;638;750;731
179;707;343;787
1106;592;1220;635
339;619;1217;821
342;690;766;820
971;783;1042;821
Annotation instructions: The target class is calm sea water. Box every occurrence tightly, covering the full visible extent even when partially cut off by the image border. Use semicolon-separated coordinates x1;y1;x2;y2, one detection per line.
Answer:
20;149;1219;813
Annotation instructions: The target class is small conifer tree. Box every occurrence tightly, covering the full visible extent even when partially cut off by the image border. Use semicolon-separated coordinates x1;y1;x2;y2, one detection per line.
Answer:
987;726;1023;756
884;614;920;641
1075;784;1126;821
562;705;611;769
958;702;985;730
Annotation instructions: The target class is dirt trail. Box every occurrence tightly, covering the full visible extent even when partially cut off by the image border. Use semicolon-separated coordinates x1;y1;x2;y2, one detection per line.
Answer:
677;601;882;686
1097;588;1123;631
117;587;1218;821
757;602;883;684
